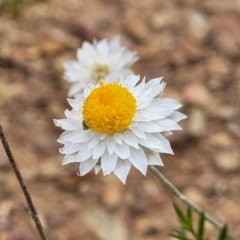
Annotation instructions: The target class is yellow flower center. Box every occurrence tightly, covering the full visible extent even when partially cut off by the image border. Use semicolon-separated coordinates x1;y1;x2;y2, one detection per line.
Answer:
92;64;110;80
83;81;137;134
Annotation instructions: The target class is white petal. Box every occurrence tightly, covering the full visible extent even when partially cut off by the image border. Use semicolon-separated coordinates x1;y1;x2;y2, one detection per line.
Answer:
53;119;80;131
110;52;126;67
60;143;81;154
63;60;82;82
68;82;85;97
84;83;95;99
134;110;157;122
137;133;164;151
115;142;130;159
129;147;148;175
92;140;107;159
106;135;116;154
57;130;72;143
156;118;183;131
77;42;96;65
135;121;165;133
95;165;102;174
163;131;173;136
117;51;138;68
134;106;174;121
88;134;101;149
101;151;118;175
65;109;81;120
133;122;155;133
67;98;83;111
100;133;108;140
132;77;145;97
109;36;120;50
79;158;99;175
153;133;173;154
117;68;135;77
136;88;154;108
145;150;164;166
113;159;131;184
71;130;94;143
96;39;109;57
121;130;139;149
62;153;78;165
144;77;163;89
169;111;187;122
60;129;93;143
129;125;146;139
156;98;183;110
76;145;92;162
114;132;122;144
79;147;94;161
137;85;163;109
123;75;140;89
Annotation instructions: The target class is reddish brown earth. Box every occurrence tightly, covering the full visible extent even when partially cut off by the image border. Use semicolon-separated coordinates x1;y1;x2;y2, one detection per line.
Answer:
0;1;240;239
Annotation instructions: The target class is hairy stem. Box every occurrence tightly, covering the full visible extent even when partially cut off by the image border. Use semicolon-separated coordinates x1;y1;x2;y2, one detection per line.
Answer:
148;165;235;240
0;124;48;240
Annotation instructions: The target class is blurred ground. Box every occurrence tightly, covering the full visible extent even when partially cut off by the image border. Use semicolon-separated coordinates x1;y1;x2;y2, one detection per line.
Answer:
0;0;240;239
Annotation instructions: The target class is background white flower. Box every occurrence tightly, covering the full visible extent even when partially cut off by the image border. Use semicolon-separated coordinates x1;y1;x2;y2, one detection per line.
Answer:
54;75;187;183
64;36;138;96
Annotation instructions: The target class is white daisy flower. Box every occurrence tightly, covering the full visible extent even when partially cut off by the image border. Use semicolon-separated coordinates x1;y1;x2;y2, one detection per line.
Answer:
63;36;138;96
54;75;186;184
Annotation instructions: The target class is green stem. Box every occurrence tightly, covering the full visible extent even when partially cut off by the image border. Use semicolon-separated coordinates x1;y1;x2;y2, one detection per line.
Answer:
148;166;235;240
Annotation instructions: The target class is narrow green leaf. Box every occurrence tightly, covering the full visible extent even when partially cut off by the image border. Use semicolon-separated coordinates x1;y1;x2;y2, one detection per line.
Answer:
218;225;228;240
182;222;192;231
186;207;193;231
173;203;186;223
197;211;205;239
171;230;190;240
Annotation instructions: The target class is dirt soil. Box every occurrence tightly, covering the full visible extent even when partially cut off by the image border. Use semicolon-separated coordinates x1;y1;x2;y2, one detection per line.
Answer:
1;0;240;240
